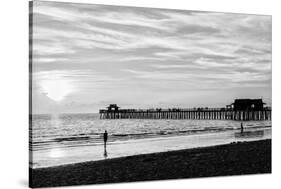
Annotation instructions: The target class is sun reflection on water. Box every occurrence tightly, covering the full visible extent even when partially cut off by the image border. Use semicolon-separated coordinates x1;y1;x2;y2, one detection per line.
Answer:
49;148;64;158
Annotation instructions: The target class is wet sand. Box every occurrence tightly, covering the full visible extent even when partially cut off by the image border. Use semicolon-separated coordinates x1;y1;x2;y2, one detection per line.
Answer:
30;139;271;188
33;128;271;168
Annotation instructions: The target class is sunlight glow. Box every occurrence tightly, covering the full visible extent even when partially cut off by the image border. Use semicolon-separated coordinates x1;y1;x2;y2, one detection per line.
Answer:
37;71;75;101
42;80;72;101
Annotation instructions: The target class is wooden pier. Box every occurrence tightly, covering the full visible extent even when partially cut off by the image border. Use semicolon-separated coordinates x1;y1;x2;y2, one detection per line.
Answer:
99;107;271;121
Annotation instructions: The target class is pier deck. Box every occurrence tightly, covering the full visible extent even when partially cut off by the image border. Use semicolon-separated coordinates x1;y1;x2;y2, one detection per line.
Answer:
99;108;271;121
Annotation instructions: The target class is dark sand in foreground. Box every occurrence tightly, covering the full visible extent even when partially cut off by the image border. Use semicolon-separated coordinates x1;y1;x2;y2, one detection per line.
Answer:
30;139;271;188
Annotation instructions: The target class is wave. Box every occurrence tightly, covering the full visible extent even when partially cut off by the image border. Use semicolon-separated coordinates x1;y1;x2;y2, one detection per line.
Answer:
54;136;90;142
30;124;271;152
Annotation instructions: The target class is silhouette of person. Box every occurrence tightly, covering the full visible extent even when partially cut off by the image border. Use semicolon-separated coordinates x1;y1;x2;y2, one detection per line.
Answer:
103;130;108;149
240;122;244;133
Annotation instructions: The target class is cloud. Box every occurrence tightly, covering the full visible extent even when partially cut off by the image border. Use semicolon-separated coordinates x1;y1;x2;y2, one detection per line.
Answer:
33;57;68;63
151;64;195;69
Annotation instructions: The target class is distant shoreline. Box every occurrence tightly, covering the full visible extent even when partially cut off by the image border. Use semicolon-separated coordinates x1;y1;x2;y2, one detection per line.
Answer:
30;139;271;188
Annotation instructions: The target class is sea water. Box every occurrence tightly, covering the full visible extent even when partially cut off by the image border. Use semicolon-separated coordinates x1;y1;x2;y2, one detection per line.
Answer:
30;113;271;168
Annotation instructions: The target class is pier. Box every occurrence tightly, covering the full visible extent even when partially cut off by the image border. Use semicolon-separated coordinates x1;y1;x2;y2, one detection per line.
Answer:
99;107;271;121
99;99;271;121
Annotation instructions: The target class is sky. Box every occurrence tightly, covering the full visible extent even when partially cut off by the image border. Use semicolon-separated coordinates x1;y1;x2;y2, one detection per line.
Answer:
31;1;272;114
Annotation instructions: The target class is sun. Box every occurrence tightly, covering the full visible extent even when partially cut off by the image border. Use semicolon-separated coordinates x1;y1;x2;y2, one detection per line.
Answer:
39;75;74;101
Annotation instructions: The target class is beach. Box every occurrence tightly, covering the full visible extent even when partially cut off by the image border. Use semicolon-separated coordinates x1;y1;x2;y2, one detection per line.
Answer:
30;139;271;188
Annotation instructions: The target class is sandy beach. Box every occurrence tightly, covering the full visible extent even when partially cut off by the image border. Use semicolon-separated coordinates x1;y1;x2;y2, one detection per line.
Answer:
30;139;271;188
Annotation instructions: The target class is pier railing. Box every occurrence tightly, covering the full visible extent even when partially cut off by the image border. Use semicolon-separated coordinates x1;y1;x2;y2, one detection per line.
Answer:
99;107;271;121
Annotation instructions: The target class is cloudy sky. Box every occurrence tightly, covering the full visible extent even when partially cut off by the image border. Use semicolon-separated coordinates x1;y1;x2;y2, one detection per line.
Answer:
31;1;272;114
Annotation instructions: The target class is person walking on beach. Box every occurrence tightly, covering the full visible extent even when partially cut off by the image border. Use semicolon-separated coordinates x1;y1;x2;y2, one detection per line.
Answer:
240;122;244;133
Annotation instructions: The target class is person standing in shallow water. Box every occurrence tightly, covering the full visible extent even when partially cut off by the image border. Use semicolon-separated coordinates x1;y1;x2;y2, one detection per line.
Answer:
240;122;244;133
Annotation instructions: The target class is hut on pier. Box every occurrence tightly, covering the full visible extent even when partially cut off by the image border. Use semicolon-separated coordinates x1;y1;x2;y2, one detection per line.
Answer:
229;99;265;111
107;104;120;111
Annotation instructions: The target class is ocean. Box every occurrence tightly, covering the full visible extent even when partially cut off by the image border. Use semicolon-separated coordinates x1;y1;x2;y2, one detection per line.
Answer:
30;113;272;168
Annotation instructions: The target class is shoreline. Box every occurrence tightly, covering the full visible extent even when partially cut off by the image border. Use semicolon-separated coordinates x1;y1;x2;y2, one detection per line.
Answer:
32;127;271;168
30;139;271;188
